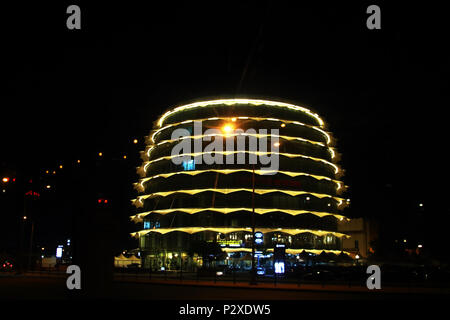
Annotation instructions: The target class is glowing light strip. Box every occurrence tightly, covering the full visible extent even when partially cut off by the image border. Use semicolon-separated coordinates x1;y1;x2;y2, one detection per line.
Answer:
129;207;348;221
143;150;339;174
157;99;325;128
222;247;351;256
131;227;349;238
136;169;343;192
147;133;335;160
151;116;331;145
132;189;345;206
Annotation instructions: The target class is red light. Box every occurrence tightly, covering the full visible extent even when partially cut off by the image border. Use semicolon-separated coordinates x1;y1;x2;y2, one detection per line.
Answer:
29;179;32;183
12;178;15;182
98;199;102;204
104;199;108;204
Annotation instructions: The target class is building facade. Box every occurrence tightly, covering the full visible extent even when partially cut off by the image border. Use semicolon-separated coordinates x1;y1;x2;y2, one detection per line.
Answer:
338;217;379;258
131;99;350;270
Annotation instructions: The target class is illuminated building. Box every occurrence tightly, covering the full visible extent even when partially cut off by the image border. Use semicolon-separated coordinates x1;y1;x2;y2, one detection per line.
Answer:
131;99;350;270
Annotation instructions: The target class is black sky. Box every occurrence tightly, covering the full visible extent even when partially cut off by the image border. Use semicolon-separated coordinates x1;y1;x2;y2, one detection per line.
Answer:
2;1;450;253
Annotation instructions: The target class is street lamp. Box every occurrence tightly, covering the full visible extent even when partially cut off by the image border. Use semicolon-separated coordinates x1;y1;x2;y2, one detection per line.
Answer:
250;163;257;285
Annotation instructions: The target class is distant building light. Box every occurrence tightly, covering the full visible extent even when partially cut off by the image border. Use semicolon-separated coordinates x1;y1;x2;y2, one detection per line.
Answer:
123;155;127;159
419;203;423;207
2;177;9;183
273;142;280;147
133;139;138;144
355;254;360;259
46;185;51;189
280;123;286;128
59;165;63;169
77;160;81;164
98;152;103;157
23;216;27;220
403;239;407;243
418;244;423;248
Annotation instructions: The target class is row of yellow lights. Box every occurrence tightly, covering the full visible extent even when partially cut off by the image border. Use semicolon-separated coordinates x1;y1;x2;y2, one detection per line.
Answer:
146;133;336;162
135;169;345;193
221;247;351;256
131;227;349;238
151;116;331;146
42;139;139;172
156;99;325;128
129;207;348;221
132;189;346;207
142;150;339;175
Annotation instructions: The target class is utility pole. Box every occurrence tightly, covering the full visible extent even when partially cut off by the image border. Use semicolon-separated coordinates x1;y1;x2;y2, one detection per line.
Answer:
250;163;257;285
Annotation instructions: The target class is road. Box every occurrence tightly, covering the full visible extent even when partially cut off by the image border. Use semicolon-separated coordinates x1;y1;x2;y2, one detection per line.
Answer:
0;274;448;300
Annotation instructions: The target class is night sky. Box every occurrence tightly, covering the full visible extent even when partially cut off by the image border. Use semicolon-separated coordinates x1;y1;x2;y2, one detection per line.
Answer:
2;2;450;259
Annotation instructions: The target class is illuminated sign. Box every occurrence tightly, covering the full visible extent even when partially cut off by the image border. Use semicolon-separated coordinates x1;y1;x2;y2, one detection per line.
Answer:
254;232;263;244
182;159;195;171
56;246;63;258
25;190;40;197
274;261;285;274
217;240;242;247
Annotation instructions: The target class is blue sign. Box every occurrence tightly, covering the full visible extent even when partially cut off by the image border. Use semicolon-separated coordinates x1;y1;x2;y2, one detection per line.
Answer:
254;232;263;244
144;221;160;229
182;159;195;171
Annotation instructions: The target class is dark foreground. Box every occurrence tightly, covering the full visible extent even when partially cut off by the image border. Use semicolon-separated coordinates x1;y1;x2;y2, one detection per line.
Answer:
1;274;449;300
